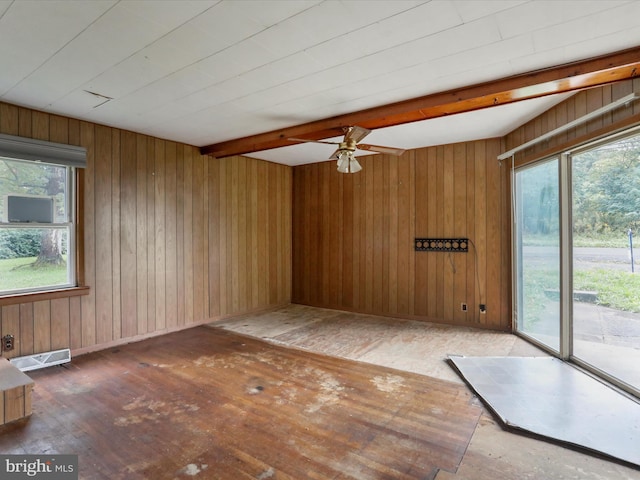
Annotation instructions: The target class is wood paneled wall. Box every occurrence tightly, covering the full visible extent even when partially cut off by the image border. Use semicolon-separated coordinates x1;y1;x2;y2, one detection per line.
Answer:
291;79;640;331
292;140;511;331
505;78;640;164
0;102;291;359
4;79;635;354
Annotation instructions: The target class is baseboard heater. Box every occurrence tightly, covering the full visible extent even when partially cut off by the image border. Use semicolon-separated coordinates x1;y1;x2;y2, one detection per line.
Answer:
10;348;71;372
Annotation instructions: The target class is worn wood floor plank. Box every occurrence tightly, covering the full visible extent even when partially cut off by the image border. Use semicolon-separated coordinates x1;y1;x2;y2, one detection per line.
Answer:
0;326;481;479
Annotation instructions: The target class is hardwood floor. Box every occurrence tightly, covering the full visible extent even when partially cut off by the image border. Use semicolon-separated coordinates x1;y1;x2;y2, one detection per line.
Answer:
0;325;482;479
2;305;639;479
216;305;640;480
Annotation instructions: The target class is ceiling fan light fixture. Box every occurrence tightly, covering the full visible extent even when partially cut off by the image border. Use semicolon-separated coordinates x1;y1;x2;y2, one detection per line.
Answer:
336;150;361;173
289;125;403;172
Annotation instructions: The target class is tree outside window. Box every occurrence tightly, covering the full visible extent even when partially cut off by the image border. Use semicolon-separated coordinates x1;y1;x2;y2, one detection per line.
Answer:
0;158;74;294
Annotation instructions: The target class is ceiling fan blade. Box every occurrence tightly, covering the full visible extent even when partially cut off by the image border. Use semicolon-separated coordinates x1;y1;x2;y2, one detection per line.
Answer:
288;137;339;145
357;143;406;156
344;126;371;143
329;148;341;160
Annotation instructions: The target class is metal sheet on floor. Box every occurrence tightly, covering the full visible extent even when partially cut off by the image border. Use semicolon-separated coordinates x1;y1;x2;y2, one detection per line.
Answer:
449;356;640;467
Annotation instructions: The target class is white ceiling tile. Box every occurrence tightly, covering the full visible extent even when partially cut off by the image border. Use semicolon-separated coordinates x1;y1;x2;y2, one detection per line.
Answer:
304;24;378;67
84;30;213;102
129;101;204;128
214;76;266;101
241;0;323;27
139;119;216;145
0;48;37;95
193;113;267;142
0;0;634;166
230;81;315;114
248;1;367;58
451;0;527;23
430;35;534;79
560;28;640;62
195;38;280;82
167;83;231;112
80;102;143;131
0;1;12;16
235;52;325;92
338;0;427;23
83;54;170;100
356;15;503;77
136;37;205;73
249;21;314;58
533;2;640;54
304;1;462;70
274;15;505;113
272;1;354;44
0;1;115;52
45;89;113;118
4;2;176;106
0;0;115;96
100;67;216;115
254;105;323;126
185;2;270;47
495;0;630;40
367;1;463;48
157;25;228;61
119;0;219;29
429;16;503;61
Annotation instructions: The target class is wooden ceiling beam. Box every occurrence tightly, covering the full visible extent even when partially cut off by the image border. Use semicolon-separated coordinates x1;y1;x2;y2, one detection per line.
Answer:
200;46;640;158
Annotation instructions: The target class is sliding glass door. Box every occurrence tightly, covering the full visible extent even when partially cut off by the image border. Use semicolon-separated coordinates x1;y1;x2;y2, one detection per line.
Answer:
571;133;640;391
514;159;561;352
514;129;640;397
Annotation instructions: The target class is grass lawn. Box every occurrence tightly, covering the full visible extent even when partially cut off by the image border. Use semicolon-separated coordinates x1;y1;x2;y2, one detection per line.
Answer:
525;233;632;248
0;256;68;292
574;268;640;313
522;266;640;327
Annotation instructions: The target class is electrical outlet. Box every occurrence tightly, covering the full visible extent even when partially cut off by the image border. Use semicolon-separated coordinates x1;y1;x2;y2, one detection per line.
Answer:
461;303;468;312
479;304;486;314
2;334;15;351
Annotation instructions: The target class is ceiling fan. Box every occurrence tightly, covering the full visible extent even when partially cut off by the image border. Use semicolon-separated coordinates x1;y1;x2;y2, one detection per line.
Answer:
289;126;406;173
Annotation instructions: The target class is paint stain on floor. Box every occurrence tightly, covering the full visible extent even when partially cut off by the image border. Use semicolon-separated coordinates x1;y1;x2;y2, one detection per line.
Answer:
370;374;406;393
256;467;275;479
114;396;199;426
180;463;208;476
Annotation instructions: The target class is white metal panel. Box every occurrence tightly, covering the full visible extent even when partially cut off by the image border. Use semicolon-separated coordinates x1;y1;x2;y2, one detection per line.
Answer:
0;0;12;16
430;34;533;79
0;0;115;95
451;0;527;23
119;0;219;29
338;0;428;24
494;0;630;40
532;1;640;54
0;0;638;165
5;4;171;106
194;39;280;82
237;52;326;94
92;68;215;117
237;0;323;29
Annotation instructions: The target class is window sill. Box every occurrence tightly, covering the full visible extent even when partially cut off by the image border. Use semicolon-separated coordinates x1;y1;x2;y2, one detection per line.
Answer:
0;286;90;306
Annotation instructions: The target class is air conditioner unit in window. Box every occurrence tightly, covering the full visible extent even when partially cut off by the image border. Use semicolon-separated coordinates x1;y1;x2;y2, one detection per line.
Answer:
2;194;54;223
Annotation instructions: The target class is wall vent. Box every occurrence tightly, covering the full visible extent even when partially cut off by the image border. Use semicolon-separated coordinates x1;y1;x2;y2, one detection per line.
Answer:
10;348;71;372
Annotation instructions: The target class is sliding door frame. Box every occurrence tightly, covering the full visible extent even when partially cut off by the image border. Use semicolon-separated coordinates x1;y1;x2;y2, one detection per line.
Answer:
513;127;640;399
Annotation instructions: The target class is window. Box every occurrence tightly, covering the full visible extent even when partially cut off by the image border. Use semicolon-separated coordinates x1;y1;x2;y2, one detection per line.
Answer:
0;133;86;296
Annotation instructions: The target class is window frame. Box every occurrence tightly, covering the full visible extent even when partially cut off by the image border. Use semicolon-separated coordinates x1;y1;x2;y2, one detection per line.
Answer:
0;134;89;304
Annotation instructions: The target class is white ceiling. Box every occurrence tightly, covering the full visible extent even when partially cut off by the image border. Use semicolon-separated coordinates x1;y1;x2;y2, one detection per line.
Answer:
0;0;638;166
